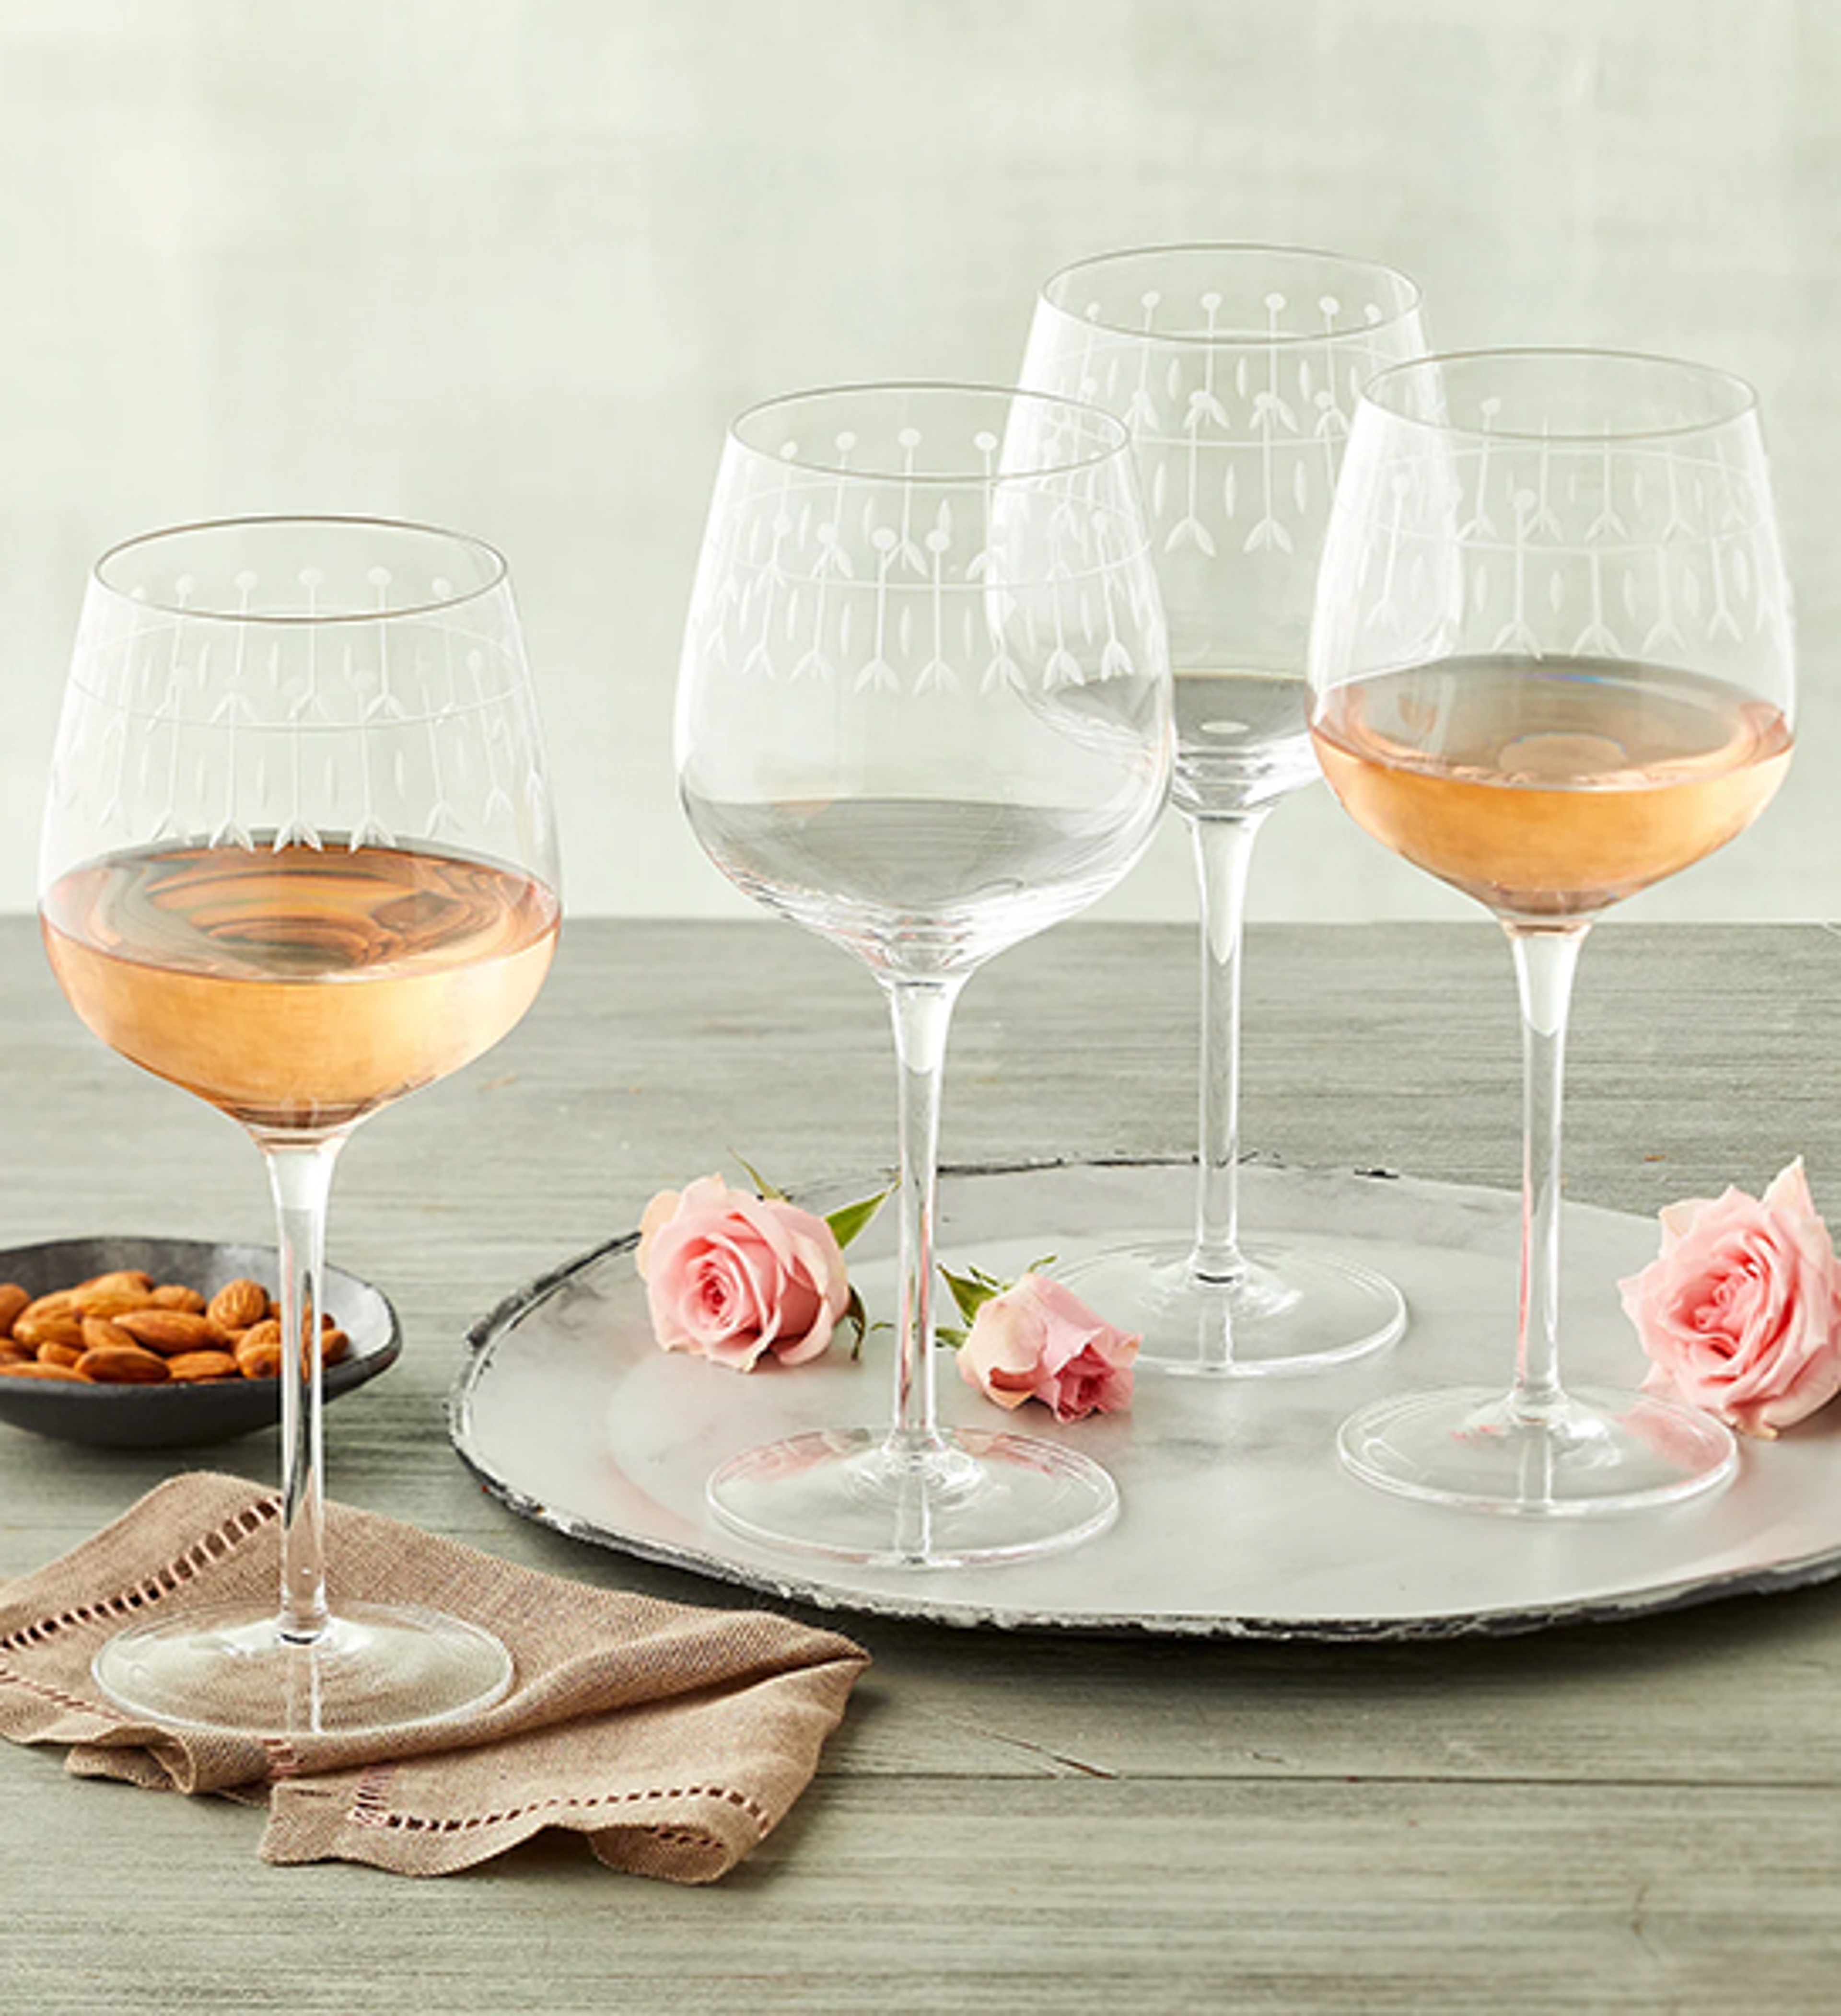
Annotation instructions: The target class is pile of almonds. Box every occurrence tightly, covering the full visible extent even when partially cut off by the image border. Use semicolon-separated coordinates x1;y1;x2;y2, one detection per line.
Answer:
0;1270;349;1386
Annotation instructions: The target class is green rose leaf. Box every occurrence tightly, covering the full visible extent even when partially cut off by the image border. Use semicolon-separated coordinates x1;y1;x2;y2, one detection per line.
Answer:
825;1186;891;1252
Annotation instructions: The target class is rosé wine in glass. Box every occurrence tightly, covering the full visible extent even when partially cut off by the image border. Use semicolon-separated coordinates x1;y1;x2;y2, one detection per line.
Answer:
1311;655;1792;922
1307;350;1795;1517
40;516;560;1732
44;842;558;1131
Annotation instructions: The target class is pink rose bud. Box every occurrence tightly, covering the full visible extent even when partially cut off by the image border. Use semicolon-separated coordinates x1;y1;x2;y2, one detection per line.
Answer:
1618;1158;1841;1438
636;1175;851;1372
956;1272;1139;1423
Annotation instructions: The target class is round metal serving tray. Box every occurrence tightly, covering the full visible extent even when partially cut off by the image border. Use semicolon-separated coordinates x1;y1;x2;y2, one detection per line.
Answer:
449;1161;1841;1640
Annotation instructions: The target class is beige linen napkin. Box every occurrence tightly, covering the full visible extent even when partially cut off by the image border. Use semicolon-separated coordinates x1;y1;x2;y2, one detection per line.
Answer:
0;1471;869;1879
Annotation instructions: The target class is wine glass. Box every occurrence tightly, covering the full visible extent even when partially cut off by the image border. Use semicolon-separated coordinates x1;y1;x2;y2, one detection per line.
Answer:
1019;244;1425;1374
676;383;1172;1565
1307;349;1795;1514
40;516;561;1727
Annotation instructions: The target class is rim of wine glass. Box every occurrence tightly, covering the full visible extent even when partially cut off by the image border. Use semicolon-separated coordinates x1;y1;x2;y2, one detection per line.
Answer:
1357;346;1761;444
91;513;511;625
728;381;1135;483
1036;241;1424;346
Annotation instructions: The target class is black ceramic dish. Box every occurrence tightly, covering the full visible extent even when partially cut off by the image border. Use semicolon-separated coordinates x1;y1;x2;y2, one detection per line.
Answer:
0;1236;399;1448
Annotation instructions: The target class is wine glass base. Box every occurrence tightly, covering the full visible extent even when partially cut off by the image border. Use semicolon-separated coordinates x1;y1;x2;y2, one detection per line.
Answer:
91;1599;515;1738
706;1426;1119;1569
1054;1236;1405;1378
1337;1384;1739;1518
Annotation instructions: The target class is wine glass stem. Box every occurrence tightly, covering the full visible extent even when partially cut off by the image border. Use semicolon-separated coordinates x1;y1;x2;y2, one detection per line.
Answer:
881;975;965;1463
257;1133;345;1645
1506;923;1590;1421
1189;808;1270;1282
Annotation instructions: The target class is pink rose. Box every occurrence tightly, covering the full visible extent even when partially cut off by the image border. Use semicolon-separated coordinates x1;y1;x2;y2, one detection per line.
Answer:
637;1175;851;1372
956;1272;1139;1422
1618;1159;1841;1438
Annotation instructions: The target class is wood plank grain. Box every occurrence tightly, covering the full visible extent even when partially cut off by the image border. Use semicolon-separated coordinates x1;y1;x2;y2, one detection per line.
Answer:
3;1779;1836;2013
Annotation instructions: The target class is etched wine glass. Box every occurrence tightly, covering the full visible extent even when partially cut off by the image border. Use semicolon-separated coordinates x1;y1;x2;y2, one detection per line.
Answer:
677;383;1172;1564
40;516;561;1727
1019;244;1424;1374
1308;349;1794;1513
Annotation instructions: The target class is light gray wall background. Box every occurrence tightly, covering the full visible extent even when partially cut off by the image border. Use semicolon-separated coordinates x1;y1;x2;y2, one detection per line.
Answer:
2;0;1835;925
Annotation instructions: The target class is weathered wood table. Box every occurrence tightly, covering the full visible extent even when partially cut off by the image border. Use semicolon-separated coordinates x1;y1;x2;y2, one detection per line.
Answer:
2;915;1839;2013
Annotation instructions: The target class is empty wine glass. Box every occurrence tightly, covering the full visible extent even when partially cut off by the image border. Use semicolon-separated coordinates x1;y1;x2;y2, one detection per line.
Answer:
41;516;561;1727
1019;244;1424;1374
1308;350;1795;1514
676;383;1172;1565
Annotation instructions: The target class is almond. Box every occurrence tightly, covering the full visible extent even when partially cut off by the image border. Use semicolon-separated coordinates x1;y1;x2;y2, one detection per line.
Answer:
150;1284;209;1313
74;1343;170;1384
38;1341;86;1369
72;1284;157;1320
208;1278;270;1332
320;1327;350;1367
81;1316;138;1353
0;1361;90;1381
13;1312;85;1352
18;1290;76;1326
234;1320;283;1379
0;1284;29;1339
75;1268;153;1298
113;1309;217;1355
166;1349;241;1382
71;1271;156;1318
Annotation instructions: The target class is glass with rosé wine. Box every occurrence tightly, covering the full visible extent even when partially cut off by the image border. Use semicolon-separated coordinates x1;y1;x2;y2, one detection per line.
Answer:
1307;350;1795;1515
41;516;560;1731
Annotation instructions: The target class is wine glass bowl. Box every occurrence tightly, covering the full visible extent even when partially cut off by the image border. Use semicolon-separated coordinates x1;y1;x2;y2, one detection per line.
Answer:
679;385;1169;975
1308;349;1794;1514
677;383;1172;1564
1309;350;1794;925
40;516;560;1729
1026;245;1426;816
1019;245;1426;1374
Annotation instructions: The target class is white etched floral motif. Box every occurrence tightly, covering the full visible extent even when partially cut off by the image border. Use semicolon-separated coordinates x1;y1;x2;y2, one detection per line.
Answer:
51;547;547;869
1331;399;1793;682
695;412;1158;701
1025;272;1422;591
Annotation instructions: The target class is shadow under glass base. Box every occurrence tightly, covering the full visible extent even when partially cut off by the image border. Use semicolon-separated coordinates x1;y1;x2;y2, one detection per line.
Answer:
1054;1235;1406;1378
706;1425;1119;1569
1337;1384;1739;1518
91;1600;515;1737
